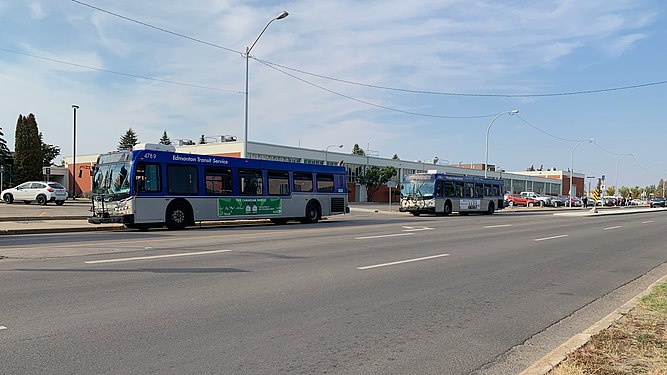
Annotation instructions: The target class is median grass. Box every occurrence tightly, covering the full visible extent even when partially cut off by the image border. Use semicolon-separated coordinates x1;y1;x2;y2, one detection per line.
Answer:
549;281;667;375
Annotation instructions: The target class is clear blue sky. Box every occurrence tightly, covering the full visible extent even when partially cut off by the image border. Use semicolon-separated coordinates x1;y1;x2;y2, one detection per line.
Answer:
1;1;665;188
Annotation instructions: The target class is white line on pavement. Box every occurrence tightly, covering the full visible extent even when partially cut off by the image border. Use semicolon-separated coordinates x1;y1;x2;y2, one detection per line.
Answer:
355;233;415;240
84;250;233;264
0;326;7;330
484;224;512;229
642;220;654;224
401;226;433;232
534;234;569;242
603;226;622;230
358;253;450;270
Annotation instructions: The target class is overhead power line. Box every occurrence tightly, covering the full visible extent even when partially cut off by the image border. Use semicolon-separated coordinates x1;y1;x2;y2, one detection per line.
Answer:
70;0;241;54
72;0;667;99
0;48;243;94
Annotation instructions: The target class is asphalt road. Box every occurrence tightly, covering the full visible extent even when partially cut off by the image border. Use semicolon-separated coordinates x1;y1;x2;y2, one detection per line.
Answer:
1;210;666;374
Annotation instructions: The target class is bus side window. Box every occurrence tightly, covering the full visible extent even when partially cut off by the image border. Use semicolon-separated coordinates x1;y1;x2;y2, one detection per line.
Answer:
167;164;198;195
205;167;232;195
465;182;475;198
475;184;484;198
136;163;161;193
268;170;290;196
435;181;443;197
444;181;455;197
484;184;491;197
239;169;263;195
455;182;464;197
293;172;313;192
492;185;500;197
317;173;335;192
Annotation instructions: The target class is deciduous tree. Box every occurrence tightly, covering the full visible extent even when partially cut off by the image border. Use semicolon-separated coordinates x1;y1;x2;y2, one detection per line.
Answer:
357;166;397;202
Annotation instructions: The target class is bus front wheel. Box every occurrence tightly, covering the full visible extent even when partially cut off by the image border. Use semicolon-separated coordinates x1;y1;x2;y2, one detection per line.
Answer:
485;202;495;215
166;204;191;230
301;201;321;224
443;202;452;216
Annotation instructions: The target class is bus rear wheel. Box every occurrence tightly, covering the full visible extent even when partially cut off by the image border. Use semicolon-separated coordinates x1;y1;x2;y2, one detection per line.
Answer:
301;202;321;224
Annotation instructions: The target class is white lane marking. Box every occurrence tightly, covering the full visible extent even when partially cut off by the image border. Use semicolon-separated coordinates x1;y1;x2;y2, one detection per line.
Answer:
484;224;512;229
534;234;569;242
401;226;433;232
358;253;450;270
642;220;654;224
603;226;622;230
0;326;7;330
85;250;233;264
355;233;414;240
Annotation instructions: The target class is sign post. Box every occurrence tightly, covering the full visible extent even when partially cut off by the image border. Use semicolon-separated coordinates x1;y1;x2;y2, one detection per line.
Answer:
387;181;397;212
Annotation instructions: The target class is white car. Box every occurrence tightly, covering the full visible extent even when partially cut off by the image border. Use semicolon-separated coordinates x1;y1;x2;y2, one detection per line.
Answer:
2;181;68;205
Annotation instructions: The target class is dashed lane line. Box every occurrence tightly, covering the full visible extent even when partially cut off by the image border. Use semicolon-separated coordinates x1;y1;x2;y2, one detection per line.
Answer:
484;224;512;229
642;220;654;224
0;326;7;330
355;233;414;240
358;253;450;270
603;225;623;230
84;249;233;264
534;234;569;242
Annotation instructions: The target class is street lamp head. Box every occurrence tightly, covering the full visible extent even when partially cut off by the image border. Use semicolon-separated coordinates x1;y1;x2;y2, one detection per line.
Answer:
588;138;594;143
510;109;519;114
72;105;79;109
275;11;289;20
337;144;343;148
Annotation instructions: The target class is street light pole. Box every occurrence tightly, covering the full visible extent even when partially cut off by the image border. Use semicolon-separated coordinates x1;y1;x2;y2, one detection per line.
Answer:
325;144;343;164
72;105;79;200
615;153;634;196
484;109;519;178
569;138;593;207
243;11;289;159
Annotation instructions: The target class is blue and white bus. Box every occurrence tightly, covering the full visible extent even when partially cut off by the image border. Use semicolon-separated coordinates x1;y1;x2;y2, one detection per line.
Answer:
399;172;504;216
88;144;348;230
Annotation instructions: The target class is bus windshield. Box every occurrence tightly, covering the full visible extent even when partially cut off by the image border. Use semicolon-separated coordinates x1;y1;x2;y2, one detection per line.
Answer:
92;162;131;198
401;177;434;198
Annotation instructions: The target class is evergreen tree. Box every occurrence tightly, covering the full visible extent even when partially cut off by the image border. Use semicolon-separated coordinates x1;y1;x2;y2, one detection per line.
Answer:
14;114;43;182
159;130;171;145
118;128;139;150
352;144;365;156
40;132;61;166
0;125;13;189
0;126;12;166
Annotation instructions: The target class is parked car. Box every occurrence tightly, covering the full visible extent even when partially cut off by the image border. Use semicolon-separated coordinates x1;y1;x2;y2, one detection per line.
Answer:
650;197;667;208
1;181;67;205
505;194;539;207
602;196;617;206
520;192;553;207
560;196;582;207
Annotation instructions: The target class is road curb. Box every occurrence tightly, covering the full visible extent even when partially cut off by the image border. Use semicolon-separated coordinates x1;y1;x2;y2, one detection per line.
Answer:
0;225;126;235
519;273;667;375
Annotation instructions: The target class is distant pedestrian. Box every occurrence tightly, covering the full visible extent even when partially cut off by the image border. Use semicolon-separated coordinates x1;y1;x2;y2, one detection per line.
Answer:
582;196;588;208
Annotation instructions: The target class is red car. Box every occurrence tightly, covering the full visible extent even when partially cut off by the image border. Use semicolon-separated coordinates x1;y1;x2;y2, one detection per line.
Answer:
505;194;539;207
